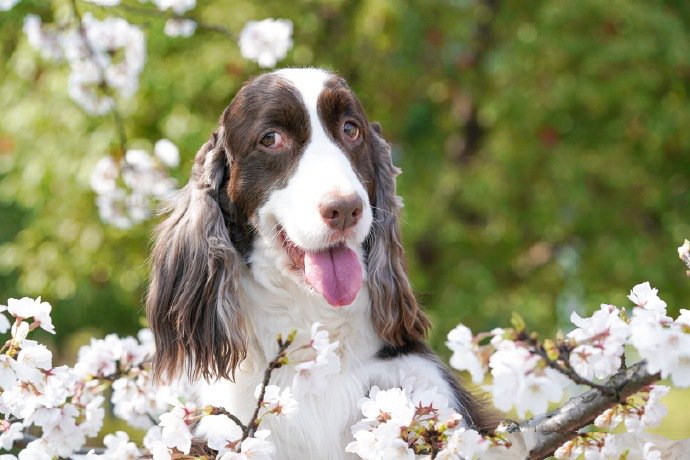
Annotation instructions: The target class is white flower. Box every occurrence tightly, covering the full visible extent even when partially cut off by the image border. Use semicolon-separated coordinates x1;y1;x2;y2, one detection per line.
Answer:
219;429;275;460
90;157;120;195
256;384;299;417
10;321;29;347
0;355;17;389
238;19;293;68
676;309;690;328
6;297;54;333
437;427;488;460
0;308;9;334
151;0;195;14
75;334;121;378
487;339;566;417
446;324;486;384
0;0;20;11
630;318;690;387
14;343;53;383
143;426;173;460
154;139;181;167
197;414;242;455
567;304;628;380
60;14;146;114
292;323;341;395
94;431;140;459
595;385;669;433
159;405;194;454
628;282;668;317
359;386;415;427
346;422;413;460
18;438;53;460
164;19;197;38
601;433;663;460
23;15;64;61
0;421;23;450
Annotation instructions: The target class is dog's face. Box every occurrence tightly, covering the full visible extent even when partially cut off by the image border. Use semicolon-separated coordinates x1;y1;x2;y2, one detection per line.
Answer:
147;68;429;381
223;69;375;306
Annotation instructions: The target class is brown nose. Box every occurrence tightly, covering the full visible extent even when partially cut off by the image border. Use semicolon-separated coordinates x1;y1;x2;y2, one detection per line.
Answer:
319;194;363;230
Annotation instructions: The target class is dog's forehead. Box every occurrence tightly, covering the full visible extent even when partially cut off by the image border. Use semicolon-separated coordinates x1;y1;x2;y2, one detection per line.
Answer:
273;68;331;109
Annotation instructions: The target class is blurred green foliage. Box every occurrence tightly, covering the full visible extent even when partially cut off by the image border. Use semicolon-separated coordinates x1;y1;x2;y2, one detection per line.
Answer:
1;0;690;435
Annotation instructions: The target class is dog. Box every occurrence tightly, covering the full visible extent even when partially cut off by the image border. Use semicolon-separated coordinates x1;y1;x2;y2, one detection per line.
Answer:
146;68;495;459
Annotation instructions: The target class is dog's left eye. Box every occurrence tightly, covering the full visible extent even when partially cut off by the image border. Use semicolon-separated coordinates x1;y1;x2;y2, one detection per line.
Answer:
343;121;360;141
259;132;285;149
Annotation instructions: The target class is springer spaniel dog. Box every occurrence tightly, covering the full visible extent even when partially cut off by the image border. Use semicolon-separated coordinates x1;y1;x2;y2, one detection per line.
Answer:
146;68;494;458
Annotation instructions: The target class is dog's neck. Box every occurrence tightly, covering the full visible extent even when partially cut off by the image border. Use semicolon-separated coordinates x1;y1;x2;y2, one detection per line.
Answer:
238;238;381;369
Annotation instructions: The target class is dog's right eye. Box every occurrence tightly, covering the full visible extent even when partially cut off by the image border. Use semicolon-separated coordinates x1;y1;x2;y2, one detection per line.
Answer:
259;132;285;149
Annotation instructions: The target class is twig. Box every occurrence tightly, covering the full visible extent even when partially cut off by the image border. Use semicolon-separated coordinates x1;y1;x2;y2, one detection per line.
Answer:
209;406;248;434
519;332;617;397
518;360;659;460
243;334;294;440
69;0;128;155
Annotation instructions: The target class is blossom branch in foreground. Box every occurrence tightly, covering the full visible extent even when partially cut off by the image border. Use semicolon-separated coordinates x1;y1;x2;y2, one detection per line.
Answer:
518;360;659;460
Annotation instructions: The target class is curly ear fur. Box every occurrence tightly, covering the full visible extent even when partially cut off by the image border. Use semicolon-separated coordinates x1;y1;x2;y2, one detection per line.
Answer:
146;128;246;382
366;123;431;346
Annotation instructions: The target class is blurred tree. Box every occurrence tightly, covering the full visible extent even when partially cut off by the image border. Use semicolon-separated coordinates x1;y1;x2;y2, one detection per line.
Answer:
1;0;689;362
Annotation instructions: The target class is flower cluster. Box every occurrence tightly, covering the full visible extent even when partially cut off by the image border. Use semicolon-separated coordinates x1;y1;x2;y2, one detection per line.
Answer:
0;297;105;459
24;13;145;115
90;140;179;228
18;1;294;227
3;257;690;458
0;296;308;459
238;19;294;68
553;385;672;458
289;322;341;396
628;283;690;386
344;382;516;460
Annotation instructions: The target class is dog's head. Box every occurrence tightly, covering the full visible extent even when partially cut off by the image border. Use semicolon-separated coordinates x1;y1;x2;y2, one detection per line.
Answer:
147;68;430;381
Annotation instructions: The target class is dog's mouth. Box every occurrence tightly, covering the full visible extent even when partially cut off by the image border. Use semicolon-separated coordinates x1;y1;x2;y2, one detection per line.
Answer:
277;227;362;307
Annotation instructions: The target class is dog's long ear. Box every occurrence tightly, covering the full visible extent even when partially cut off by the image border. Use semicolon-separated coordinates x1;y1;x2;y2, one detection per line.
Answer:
146;127;246;382
366;122;431;346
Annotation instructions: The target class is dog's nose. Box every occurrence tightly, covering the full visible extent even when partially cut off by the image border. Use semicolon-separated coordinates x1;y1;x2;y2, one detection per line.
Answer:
319;194;363;230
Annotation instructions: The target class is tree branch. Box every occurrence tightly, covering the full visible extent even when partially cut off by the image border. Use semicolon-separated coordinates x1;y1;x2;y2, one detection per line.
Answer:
518;360;659;460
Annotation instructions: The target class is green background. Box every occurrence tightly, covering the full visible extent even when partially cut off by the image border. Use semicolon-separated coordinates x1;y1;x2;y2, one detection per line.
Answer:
1;0;689;443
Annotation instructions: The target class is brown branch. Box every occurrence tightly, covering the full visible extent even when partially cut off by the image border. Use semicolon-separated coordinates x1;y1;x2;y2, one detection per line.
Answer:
243;334;294;440
522;333;617;398
516;360;659;460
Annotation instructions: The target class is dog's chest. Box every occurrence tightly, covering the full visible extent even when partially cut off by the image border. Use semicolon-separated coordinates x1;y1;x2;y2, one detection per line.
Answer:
198;359;370;460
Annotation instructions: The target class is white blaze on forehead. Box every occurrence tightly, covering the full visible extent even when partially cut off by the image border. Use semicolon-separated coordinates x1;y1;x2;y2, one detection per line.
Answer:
274;67;331;140
274;68;329;109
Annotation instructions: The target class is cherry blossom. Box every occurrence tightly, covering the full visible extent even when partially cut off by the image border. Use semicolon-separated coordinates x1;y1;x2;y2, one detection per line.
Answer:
5;297;55;334
446;324;486;384
567;304;629;379
0;0;20;12
159;402;196;454
151;0;196;15
487;337;566;417
198;414;243;456
238;19;294;68
256;384;299;417
164;19;197;38
291;322;341;395
219;429;275;460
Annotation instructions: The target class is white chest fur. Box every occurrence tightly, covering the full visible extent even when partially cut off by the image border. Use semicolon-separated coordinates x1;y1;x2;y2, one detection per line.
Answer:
196;281;457;460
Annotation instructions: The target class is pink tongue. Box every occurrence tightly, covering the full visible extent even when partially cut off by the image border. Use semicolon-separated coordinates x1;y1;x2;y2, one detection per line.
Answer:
304;245;362;307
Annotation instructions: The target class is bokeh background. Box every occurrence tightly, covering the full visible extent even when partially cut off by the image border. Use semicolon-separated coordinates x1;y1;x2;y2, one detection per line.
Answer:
1;0;689;441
